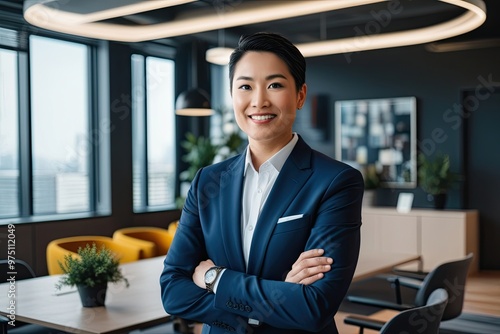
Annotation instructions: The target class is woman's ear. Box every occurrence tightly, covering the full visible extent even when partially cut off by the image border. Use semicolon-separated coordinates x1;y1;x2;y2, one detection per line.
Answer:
297;84;307;109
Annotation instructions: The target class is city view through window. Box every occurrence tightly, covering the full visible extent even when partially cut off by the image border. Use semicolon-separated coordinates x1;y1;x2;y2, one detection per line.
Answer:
0;36;91;218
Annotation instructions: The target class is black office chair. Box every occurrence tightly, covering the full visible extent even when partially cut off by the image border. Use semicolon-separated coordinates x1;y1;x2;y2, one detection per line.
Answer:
0;259;36;282
0;260;68;334
346;253;473;322
1;259;35;334
344;288;448;334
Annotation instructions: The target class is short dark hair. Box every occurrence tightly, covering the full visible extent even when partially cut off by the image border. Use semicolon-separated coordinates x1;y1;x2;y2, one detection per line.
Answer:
228;32;306;93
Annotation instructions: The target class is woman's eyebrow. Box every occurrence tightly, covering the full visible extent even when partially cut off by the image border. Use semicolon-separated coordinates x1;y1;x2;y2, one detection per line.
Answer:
235;73;288;81
235;75;252;81
266;74;287;80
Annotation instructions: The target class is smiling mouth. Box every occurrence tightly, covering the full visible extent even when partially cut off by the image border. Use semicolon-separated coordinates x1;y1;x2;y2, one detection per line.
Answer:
249;114;276;121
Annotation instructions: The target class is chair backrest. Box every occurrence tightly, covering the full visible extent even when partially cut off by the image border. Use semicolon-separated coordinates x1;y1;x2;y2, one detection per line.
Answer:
414;253;473;320
381;288;448;334
113;226;174;258
46;235;142;275
0;259;36;281
1;259;37;332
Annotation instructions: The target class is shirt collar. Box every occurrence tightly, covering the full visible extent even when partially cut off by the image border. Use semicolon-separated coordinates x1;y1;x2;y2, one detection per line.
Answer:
244;133;299;175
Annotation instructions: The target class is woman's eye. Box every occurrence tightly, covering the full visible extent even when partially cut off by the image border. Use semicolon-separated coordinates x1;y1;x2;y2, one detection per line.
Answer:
269;82;283;89
239;84;251;90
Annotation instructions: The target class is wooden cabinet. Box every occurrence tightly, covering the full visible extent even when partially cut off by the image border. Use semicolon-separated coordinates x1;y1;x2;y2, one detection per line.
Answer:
361;207;479;273
362;212;418;255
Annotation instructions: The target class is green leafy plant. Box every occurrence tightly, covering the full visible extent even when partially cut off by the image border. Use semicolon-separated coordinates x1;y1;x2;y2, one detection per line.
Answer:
363;164;381;190
179;131;245;184
55;243;129;290
418;153;458;195
223;132;244;154
176;130;244;208
179;133;220;183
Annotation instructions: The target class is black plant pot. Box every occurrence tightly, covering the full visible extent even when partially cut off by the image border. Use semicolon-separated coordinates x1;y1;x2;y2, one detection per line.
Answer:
428;193;447;210
77;283;107;307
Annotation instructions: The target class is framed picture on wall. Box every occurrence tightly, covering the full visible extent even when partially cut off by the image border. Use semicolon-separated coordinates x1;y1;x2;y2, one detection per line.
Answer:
335;96;417;188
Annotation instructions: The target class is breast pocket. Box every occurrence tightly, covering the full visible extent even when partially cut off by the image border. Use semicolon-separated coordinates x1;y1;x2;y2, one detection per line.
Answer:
262;215;312;278
273;215;310;234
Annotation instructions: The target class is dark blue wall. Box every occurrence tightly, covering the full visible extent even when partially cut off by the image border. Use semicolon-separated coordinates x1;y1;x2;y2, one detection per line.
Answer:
303;43;500;269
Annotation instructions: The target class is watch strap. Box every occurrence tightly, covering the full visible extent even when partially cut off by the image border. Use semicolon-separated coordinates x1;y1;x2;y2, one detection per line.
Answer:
205;266;225;293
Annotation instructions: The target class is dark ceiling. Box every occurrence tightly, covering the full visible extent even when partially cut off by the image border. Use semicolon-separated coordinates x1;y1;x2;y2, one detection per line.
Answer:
2;0;499;50
181;0;482;45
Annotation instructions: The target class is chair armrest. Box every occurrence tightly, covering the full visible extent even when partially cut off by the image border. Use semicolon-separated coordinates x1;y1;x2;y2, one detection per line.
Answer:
343;314;386;331
382;274;423;289
392;268;428;280
346;295;414;311
396;276;424;289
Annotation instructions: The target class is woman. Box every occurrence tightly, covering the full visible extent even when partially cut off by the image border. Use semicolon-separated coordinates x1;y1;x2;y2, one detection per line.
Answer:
160;32;363;334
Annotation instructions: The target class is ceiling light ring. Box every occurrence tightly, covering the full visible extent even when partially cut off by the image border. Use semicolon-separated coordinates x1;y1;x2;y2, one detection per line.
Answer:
23;0;388;42
23;0;486;59
316;7;485;54
207;0;487;63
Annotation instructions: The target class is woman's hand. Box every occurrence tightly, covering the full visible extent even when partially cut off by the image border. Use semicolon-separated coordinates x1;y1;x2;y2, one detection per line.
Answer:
192;259;215;289
285;249;333;285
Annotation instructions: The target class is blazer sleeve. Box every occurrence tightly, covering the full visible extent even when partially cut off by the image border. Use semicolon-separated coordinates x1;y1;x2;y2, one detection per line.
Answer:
212;167;363;332
160;168;229;325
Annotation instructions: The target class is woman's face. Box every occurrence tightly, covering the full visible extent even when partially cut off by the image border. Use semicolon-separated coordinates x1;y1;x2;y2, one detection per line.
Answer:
231;51;306;148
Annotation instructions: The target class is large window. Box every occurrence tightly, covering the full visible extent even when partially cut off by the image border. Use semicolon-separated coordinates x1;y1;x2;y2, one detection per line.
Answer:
30;36;91;214
0;48;19;217
132;55;176;211
0;29;101;221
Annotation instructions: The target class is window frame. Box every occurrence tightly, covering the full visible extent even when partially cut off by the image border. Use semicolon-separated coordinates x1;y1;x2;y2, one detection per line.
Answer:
0;23;109;224
131;47;177;213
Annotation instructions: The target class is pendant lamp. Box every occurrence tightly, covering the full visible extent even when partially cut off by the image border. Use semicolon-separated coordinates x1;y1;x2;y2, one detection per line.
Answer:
176;40;215;116
175;88;213;116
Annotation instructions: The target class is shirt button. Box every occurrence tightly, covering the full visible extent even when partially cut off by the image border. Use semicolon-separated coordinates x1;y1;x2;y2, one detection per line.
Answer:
257;188;262;193
248;225;254;231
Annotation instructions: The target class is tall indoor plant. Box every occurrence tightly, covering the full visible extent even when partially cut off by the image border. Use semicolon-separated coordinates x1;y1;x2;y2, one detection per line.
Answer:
176;130;244;208
418;153;458;209
56;243;129;307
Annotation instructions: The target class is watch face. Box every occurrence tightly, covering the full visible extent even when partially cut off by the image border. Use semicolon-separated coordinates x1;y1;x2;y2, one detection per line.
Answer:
205;269;217;284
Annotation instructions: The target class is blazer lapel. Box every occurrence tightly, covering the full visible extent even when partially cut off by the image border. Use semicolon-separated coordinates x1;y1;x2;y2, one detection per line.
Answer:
246;137;313;275
219;153;246;272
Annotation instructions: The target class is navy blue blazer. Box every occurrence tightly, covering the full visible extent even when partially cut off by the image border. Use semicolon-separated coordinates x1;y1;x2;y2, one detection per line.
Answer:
160;136;364;333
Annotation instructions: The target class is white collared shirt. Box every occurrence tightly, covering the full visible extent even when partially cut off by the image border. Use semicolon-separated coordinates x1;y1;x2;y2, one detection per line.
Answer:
212;133;298;295
241;133;299;266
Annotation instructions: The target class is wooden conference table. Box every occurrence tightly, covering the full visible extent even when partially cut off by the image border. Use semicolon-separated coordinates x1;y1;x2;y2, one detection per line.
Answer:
0;252;420;334
1;256;169;334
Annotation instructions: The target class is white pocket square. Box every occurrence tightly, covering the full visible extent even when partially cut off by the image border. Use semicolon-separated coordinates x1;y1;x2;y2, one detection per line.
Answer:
277;214;304;224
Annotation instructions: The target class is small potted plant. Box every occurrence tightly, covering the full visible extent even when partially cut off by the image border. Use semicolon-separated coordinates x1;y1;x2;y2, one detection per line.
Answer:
55;243;129;307
418;152;458;209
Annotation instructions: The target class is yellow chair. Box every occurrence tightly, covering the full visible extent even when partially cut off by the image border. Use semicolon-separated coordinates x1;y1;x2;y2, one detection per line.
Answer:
46;235;142;275
112;225;176;259
168;220;178;235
